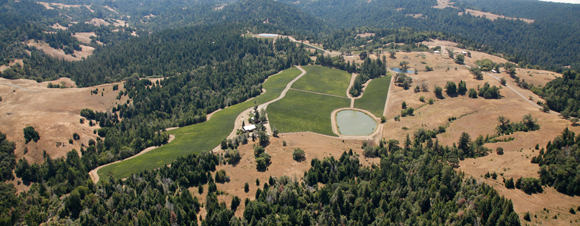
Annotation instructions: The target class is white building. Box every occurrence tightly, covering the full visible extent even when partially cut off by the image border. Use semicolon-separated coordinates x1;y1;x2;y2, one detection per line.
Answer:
243;125;257;132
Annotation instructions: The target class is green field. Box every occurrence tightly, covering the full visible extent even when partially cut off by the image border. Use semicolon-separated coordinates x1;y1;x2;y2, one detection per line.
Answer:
292;65;352;97
98;67;303;180
354;75;391;117
268;90;350;136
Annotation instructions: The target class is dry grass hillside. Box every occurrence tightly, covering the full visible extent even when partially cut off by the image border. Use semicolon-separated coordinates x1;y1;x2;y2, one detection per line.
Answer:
0;77;128;163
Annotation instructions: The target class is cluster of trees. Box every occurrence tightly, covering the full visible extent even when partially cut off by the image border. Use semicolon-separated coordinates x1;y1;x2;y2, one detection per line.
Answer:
7;151;218;225
350;57;388;96
237;148;519;225
394;73;413;90
23;126;40;144
534;70;580;117
504;177;543;194
495;114;540;135
531;128;580;196
0;132;16;181
477;82;501;99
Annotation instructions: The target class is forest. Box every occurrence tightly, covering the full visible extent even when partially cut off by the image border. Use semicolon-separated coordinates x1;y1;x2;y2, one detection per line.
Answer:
0;126;522;225
531;128;580;196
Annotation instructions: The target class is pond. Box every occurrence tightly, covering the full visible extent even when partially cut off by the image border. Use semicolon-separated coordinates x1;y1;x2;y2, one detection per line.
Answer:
390;68;415;74
336;110;377;136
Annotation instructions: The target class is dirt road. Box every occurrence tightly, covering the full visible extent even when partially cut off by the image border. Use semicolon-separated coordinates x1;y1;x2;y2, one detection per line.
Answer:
89;134;175;183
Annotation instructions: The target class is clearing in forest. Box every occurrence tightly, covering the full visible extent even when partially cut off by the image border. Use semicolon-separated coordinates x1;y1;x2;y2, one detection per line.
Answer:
354;75;391;117
97;67;303;180
291;65;351;97
268;90;350;136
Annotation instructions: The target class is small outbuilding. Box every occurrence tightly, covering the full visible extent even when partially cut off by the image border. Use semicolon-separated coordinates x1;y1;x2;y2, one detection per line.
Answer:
434;51;440;54
243;125;257;132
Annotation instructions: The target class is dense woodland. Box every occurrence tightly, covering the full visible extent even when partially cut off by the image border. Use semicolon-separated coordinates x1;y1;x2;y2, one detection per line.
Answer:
534;70;580;117
0;127;522;225
531;128;580;196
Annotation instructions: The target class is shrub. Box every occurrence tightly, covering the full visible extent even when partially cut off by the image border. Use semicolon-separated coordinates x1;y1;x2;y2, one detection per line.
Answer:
570;208;576;214
293;148;306;161
468;88;478;98
445;81;457;95
254;146;265;157
244;183;249;193
496;147;504;155
523;212;531;221
69;139;73;144
434;86;443;98
428;98;434;105
282;140;286;146
23;126;40;143
112;84;119;91
504;177;515;189
419;96;425;102
215;169;229;183
402;101;407;109
231;196;240;211
73;133;80;140
255;179;260;186
500;78;507;86
363;145;378;158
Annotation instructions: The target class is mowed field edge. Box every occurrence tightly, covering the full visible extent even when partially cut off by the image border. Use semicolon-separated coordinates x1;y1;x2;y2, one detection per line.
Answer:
354;75;391;117
97;67;303;180
291;65;352;97
268;90;351;136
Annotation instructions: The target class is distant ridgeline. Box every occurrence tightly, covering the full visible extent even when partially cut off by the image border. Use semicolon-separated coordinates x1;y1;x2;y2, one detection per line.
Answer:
278;0;580;71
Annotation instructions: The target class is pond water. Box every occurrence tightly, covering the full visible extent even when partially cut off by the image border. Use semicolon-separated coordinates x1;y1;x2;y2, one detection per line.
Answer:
336;110;377;136
390;68;415;73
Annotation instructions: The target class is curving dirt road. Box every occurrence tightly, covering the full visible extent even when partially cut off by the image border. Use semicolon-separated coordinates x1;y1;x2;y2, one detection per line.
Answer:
211;66;308;154
89;134;175;183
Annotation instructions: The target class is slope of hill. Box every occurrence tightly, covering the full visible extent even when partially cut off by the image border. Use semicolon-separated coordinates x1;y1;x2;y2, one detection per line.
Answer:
277;0;580;71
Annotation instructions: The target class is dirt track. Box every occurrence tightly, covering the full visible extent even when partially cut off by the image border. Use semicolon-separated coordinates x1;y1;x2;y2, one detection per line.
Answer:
89;134;175;183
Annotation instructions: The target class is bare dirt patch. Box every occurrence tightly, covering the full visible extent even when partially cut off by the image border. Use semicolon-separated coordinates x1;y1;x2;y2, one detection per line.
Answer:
85;18;110;27
406;14;425;19
459;9;534;24
72;32;96;44
37;2;93;12
209;133;378;218
25;40;94;61
432;0;456;9
0;77;128;164
355;33;375;38
50;23;68;30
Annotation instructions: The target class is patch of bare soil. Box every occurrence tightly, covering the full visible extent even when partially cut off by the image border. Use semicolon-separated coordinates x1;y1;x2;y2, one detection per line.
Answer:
50;23;68;30
355;33;375;38
432;0;455;9
0;59;23;72
459;9;534;24
85;18;110;27
406;14;425;19
103;5;117;13
460;152;580;225
206;133;378;218
0;77;129;164
37;2;93;12
72;32;96;44
25;40;94;61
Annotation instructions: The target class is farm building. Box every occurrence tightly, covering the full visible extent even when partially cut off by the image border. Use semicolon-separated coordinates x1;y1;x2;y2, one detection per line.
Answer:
243;125;257;132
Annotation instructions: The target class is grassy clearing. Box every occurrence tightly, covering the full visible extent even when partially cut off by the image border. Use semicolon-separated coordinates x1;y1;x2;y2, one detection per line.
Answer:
292;65;351;97
354;75;391;117
268;90;350;136
98;68;303;180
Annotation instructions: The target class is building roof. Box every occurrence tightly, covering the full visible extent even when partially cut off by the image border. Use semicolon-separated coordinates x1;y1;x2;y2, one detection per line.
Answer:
243;125;257;131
